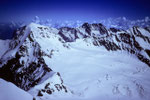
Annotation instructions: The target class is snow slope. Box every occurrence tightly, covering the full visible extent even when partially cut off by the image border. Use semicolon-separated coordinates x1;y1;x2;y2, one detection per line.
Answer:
45;39;150;100
0;39;10;57
0;78;33;100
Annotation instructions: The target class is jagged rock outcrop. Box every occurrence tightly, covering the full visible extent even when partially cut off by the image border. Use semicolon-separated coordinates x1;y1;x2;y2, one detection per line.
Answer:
32;72;68;97
58;27;86;42
0;23;69;92
92;25;150;66
58;23;150;66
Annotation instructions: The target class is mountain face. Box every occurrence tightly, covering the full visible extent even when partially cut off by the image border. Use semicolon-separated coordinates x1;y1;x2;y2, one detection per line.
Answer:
92;26;150;66
0;23;69;96
59;23;150;66
0;22;150;100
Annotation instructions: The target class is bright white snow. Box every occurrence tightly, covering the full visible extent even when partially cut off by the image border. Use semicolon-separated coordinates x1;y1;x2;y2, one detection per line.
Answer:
0;79;33;100
43;39;150;100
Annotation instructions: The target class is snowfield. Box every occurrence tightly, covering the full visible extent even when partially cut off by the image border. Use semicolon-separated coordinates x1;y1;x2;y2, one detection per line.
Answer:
0;79;33;100
41;39;150;100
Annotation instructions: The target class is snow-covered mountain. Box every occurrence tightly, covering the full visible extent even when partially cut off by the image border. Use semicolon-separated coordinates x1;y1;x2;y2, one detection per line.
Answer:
0;23;70;99
1;17;150;40
0;22;150;100
58;23;150;66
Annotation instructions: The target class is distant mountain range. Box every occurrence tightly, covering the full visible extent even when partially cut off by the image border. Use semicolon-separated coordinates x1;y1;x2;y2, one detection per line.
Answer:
0;17;150;39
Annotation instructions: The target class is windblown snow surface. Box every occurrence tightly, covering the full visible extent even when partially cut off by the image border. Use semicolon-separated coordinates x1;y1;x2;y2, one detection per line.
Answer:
39;39;150;100
0;79;33;100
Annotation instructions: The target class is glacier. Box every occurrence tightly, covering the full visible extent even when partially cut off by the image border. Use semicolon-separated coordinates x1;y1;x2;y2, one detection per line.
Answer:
0;22;150;100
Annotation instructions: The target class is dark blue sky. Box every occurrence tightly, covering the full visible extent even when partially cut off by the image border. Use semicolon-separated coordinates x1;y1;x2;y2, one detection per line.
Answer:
0;0;150;22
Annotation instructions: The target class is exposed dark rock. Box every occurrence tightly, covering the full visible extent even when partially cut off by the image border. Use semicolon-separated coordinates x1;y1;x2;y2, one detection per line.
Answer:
36;72;68;96
115;35;121;42
145;49;150;57
0;54;51;90
41;89;46;92
0;31;52;90
93;37;121;51
145;27;150;33
137;54;150;66
58;27;79;42
82;23;91;35
119;33;131;44
45;83;50;89
97;23;108;35
33;97;36;100
37;91;43;96
110;28;120;33
90;25;149;66
46;90;52;94
28;32;34;42
62;85;68;92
